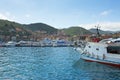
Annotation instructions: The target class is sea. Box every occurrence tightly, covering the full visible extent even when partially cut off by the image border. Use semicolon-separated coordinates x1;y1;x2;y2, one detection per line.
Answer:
0;47;120;80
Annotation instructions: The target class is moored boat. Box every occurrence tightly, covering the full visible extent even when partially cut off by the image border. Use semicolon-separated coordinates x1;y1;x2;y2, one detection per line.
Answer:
5;41;17;47
77;38;120;67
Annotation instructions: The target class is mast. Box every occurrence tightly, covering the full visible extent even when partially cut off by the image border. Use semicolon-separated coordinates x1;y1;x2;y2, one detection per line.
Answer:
95;24;101;37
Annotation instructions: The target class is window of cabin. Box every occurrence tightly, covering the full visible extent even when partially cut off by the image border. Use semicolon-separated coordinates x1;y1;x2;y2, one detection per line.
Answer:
107;46;120;54
96;48;99;51
88;46;91;48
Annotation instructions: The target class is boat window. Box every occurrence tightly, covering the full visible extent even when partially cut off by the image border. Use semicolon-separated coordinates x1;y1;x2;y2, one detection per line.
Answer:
88;46;91;48
114;40;120;43
96;48;99;51
107;46;120;54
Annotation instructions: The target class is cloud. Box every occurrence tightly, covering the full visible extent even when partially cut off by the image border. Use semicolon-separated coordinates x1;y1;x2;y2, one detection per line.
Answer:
0;12;33;24
0;12;17;22
80;22;120;31
100;10;111;16
25;14;31;18
0;12;21;24
0;13;9;20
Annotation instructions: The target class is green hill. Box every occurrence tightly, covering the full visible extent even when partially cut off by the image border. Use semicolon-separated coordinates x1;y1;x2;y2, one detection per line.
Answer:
0;19;92;38
89;28;115;34
63;26;92;36
0;19;58;36
24;23;58;34
0;19;31;36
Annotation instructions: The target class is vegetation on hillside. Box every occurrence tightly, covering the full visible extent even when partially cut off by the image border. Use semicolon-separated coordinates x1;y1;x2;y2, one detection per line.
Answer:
24;23;58;34
0;19;31;36
63;26;92;36
2;19;116;38
89;28;115;34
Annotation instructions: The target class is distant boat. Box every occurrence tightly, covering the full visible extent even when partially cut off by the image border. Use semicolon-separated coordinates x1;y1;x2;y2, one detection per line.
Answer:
5;41;17;47
77;38;120;67
52;39;70;47
17;40;30;47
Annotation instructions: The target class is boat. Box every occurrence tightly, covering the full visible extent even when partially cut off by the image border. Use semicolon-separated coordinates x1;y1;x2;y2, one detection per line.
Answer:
77;25;120;67
5;41;17;47
77;38;120;67
52;39;70;47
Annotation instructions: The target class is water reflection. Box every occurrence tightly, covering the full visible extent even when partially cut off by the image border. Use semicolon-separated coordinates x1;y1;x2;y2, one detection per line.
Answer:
73;59;120;80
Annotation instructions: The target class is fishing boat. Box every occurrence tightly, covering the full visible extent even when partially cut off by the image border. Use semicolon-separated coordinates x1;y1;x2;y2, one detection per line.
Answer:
77;25;120;67
77;39;120;67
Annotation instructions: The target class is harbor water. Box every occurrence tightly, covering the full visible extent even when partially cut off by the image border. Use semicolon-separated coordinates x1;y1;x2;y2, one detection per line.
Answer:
0;47;120;80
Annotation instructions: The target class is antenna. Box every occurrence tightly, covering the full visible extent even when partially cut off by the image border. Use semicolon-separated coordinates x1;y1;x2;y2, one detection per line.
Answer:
95;24;101;37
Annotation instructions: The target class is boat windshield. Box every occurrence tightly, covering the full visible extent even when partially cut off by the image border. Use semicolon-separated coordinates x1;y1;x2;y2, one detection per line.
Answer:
107;46;120;54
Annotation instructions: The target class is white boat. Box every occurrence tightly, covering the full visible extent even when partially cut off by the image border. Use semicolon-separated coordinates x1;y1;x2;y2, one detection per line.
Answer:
77;38;120;67
5;41;17;47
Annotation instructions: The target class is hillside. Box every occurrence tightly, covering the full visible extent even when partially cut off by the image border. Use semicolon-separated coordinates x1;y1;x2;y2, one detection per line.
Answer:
0;19;31;36
63;26;92;36
0;19;58;36
89;28;115;34
24;23;58;34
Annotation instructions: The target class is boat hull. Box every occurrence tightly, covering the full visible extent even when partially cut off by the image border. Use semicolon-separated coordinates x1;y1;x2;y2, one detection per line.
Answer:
81;55;120;68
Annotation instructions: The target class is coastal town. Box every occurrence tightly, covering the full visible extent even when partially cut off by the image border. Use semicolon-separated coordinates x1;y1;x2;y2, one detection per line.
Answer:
0;20;120;47
0;26;120;47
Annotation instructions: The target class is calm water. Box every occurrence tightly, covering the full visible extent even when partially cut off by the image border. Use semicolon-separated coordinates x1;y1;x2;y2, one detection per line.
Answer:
0;47;120;80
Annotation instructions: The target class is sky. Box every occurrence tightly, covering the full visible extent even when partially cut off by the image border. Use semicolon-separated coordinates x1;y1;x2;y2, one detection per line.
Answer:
0;0;120;31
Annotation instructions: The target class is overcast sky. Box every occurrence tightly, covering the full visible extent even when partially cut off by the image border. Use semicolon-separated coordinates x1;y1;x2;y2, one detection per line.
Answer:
0;0;120;31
